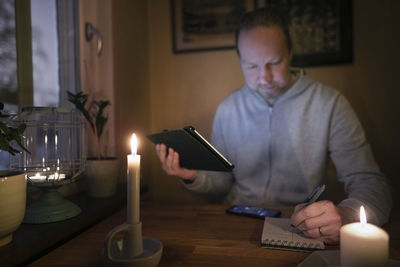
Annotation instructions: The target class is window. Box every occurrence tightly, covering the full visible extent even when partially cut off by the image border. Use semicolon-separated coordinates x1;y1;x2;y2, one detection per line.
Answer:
0;0;18;113
31;0;81;107
0;0;80;170
31;0;60;106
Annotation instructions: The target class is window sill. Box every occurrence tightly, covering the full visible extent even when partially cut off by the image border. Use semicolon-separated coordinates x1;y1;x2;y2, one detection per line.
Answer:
0;187;125;266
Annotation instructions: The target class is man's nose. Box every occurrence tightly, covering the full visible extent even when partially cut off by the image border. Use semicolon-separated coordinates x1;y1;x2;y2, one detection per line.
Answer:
259;65;273;84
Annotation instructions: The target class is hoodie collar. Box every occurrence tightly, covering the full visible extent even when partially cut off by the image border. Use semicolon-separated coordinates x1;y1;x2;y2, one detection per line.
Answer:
243;69;313;108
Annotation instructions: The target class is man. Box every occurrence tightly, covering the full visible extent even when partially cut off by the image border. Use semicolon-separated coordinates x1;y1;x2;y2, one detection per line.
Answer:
155;8;391;244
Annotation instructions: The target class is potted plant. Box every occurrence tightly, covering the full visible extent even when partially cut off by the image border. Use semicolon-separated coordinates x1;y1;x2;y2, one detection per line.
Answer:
0;102;28;246
67;91;119;198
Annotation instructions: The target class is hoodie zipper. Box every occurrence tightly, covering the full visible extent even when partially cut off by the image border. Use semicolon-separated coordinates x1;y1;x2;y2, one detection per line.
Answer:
263;105;274;202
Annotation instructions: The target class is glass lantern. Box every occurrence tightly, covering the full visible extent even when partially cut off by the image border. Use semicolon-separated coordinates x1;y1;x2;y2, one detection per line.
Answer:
10;107;85;223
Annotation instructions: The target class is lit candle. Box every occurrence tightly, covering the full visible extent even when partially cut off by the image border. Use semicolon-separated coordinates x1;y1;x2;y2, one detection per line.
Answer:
29;172;66;182
127;133;141;224
29;173;46;181
340;206;389;267
121;133;144;258
48;172;66;180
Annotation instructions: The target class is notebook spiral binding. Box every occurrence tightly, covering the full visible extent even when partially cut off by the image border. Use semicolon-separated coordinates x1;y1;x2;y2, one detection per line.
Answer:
262;238;324;251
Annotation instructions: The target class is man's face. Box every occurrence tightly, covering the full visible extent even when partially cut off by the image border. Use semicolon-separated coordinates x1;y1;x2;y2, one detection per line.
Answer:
238;26;293;99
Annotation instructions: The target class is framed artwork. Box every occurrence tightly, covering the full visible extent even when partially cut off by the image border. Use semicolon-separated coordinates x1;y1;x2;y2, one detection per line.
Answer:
171;0;257;53
256;0;353;66
171;0;353;67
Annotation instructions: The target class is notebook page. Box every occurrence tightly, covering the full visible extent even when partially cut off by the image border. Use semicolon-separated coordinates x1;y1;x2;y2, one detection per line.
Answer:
261;217;325;251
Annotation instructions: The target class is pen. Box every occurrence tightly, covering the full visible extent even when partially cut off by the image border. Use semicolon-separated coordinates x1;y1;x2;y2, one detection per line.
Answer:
289;184;326;232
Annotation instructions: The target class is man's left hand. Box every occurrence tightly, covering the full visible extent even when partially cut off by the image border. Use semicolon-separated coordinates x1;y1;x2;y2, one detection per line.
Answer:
290;200;343;244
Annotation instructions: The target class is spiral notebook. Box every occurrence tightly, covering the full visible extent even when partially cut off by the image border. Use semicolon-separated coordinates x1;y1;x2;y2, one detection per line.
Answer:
261;217;325;252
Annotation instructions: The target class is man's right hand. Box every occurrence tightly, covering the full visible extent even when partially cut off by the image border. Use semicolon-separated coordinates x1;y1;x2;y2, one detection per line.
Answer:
155;144;198;181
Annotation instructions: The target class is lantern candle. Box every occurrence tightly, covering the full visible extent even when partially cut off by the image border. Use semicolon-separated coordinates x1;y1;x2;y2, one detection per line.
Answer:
48;172;66;181
29;173;46;181
340;206;389;267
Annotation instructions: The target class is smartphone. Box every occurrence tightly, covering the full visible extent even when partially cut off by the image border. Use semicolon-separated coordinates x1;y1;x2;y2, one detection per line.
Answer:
226;205;281;219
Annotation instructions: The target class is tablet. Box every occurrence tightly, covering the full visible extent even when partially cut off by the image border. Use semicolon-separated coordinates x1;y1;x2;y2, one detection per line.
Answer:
147;126;234;172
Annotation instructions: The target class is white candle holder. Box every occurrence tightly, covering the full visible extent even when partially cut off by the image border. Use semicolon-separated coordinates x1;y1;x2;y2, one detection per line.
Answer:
103;134;162;266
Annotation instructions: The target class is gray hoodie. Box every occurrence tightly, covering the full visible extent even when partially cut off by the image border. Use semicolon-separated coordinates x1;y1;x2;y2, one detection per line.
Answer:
184;71;392;226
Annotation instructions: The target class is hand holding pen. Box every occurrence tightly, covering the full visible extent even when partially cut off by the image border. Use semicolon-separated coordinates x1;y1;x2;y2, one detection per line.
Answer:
289;184;326;232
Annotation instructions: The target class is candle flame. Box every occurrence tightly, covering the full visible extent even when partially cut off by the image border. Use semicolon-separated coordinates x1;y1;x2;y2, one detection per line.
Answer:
360;206;367;225
130;133;138;155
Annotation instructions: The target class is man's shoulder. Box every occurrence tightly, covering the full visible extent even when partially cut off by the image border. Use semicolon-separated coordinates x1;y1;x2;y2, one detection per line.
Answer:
222;84;258;103
217;85;247;106
299;74;342;101
213;85;253;117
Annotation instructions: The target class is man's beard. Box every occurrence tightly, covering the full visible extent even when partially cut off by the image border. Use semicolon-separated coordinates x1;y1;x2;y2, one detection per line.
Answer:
255;83;280;100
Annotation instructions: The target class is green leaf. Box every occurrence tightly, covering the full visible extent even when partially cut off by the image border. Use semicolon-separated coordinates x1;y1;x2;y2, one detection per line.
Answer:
17;124;26;134
0;102;30;155
65;92;111;157
0;102;10;118
67;91;95;132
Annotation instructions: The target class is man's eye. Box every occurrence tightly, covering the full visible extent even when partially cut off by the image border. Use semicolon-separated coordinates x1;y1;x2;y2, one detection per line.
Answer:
248;65;258;69
270;60;282;66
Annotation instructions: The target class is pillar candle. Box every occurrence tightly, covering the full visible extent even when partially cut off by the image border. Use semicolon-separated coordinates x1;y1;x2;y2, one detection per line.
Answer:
127;133;140;224
340;206;389;267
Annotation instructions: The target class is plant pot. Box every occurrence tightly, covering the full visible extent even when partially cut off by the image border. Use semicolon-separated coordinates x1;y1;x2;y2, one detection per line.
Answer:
0;170;26;246
85;157;119;198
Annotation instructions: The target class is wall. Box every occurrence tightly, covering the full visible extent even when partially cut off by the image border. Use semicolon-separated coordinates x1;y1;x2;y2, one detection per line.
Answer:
112;0;151;187
147;0;244;203
79;0;116;158
79;0;151;189
144;0;400;204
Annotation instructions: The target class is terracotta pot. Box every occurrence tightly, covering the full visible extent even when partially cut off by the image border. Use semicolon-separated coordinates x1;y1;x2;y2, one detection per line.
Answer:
85;157;119;198
0;170;26;246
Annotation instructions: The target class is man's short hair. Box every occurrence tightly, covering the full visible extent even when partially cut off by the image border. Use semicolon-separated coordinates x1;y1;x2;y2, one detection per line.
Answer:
235;7;292;56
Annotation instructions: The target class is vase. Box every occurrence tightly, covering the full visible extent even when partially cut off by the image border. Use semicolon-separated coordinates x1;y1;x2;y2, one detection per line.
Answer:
0;170;26;246
85;157;119;198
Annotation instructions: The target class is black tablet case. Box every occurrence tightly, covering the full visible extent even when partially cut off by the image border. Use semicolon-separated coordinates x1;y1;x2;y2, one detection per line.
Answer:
147;126;234;172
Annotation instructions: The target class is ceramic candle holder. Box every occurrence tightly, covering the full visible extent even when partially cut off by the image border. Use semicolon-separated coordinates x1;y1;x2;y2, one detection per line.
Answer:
0;171;26;246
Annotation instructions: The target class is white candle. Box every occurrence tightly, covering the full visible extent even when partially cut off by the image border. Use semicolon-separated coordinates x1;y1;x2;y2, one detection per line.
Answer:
127;133;141;224
340;206;389;267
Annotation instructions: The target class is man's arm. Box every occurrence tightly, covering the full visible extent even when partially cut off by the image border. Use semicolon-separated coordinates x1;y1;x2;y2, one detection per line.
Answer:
329;95;392;226
291;95;392;245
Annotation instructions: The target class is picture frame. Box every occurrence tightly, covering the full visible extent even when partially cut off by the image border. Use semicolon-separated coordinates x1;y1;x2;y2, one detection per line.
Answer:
257;0;353;67
171;0;257;53
171;0;353;67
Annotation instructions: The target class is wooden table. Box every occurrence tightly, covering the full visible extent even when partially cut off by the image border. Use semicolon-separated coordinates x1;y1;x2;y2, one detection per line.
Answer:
28;203;400;267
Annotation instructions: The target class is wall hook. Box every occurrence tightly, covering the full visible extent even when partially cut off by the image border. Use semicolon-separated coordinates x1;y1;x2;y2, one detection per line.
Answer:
85;22;103;56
